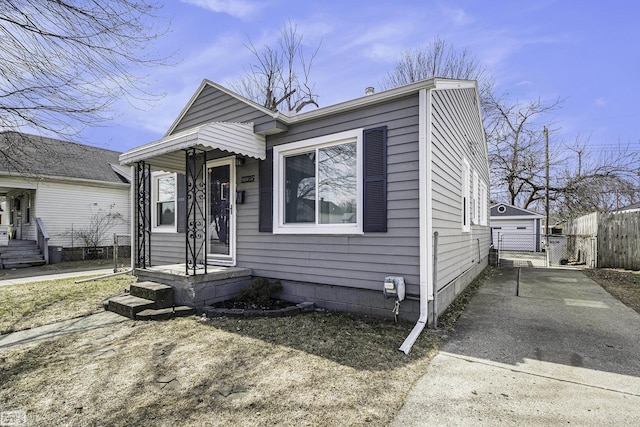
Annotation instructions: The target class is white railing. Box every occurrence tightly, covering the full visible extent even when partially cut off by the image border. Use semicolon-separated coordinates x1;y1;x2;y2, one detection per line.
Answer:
35;217;50;264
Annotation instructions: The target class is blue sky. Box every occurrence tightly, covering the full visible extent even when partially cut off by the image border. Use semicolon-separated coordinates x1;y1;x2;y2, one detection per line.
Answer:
83;0;640;155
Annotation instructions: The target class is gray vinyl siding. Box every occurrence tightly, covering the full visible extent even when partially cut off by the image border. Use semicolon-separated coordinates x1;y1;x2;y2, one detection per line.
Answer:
430;87;491;291
150;232;186;265
145;83;491;303
148;84;274;264
171;84;275;134
236;95;421;295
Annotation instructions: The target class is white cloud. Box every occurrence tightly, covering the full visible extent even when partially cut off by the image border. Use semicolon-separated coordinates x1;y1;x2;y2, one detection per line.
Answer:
594;97;607;107
440;6;474;27
179;0;262;20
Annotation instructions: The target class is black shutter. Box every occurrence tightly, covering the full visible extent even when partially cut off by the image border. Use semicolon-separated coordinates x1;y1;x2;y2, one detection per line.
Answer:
363;126;387;232
176;173;186;233
258;148;273;232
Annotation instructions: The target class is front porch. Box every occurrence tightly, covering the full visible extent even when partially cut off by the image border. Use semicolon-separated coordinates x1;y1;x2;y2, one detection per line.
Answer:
135;264;252;308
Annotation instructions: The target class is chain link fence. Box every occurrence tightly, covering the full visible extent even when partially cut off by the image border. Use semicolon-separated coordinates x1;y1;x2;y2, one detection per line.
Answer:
113;234;131;272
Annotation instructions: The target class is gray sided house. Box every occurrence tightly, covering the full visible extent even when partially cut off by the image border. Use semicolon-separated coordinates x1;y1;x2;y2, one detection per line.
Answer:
490;203;544;252
0;132;130;267
120;78;490;352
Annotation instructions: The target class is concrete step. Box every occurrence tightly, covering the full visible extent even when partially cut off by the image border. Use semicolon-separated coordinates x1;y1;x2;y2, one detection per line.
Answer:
107;295;155;320
1;251;43;259
130;282;174;309
136;306;196;321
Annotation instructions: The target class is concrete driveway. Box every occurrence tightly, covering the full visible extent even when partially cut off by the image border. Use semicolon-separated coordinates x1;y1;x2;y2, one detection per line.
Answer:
393;267;640;426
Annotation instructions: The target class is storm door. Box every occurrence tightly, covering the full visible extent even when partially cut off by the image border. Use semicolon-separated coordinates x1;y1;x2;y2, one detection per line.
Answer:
207;158;235;265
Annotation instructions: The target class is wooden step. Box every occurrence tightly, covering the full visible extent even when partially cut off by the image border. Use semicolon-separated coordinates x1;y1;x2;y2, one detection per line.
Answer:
107;295;155;319
130;282;174;309
136;306;196;321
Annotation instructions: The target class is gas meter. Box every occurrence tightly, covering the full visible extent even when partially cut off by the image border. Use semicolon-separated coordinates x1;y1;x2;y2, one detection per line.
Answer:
383;276;405;301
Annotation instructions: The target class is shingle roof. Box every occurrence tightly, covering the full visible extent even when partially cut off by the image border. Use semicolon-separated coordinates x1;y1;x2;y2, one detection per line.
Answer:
0;132;128;184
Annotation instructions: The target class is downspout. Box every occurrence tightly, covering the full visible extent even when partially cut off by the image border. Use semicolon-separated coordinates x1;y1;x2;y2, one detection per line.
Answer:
399;87;434;354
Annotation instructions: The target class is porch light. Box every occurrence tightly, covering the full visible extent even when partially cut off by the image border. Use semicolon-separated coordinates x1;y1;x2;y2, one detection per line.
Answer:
235;157;245;167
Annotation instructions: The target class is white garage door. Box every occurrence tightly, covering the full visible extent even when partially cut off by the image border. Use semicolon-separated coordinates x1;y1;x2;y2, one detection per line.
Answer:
492;219;537;251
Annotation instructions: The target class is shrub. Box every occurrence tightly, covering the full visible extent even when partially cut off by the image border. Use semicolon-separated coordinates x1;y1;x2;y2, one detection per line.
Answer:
236;277;282;306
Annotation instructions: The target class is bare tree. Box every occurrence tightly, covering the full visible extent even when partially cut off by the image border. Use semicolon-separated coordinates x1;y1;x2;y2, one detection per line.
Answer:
380;37;494;115
73;208;126;258
552;140;640;219
0;0;169;143
383;37;640;219
486;90;640;217
484;91;564;209
231;20;320;113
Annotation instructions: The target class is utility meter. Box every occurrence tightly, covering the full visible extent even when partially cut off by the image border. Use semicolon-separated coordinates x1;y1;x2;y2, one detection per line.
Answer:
383;276;405;301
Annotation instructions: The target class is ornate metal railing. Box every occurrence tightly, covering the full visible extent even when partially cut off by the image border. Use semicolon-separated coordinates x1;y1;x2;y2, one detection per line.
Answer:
135;161;151;268
185;148;207;275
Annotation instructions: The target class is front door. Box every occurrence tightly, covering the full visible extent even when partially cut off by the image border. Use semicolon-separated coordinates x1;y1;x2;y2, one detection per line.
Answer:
207;158;235;265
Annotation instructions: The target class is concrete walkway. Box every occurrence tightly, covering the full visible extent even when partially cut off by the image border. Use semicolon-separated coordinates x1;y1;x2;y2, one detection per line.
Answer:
0;263;130;352
393;267;640;426
0;311;128;352
0;263;115;287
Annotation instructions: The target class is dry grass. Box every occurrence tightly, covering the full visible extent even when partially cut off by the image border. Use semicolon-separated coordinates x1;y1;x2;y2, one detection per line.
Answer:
0;274;134;334
0;313;439;426
0;268;493;426
583;268;640;314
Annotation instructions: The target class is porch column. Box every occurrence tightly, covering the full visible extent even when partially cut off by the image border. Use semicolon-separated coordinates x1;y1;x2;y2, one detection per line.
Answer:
185;148;207;275
134;161;151;268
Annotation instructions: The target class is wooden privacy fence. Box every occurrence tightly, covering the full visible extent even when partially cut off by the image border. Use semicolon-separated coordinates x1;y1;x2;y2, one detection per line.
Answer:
566;211;640;270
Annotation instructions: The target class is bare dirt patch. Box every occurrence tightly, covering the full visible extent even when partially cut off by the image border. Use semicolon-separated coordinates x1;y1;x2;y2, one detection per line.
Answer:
583;268;640;314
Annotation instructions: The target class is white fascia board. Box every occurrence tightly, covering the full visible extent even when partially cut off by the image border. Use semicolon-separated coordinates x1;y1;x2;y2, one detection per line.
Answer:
491;214;544;220
284;78;474;125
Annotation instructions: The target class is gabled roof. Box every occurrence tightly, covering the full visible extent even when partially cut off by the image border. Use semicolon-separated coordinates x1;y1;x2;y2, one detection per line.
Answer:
121;77;480;168
618;201;640;212
0;132;129;184
490;203;544;218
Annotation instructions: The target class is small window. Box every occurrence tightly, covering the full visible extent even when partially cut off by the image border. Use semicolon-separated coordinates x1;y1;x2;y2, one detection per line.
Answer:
497;205;506;214
153;173;176;231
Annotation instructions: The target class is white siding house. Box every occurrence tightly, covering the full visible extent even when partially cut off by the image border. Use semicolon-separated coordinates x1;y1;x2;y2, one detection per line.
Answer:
120;78;491;353
0;132;130;264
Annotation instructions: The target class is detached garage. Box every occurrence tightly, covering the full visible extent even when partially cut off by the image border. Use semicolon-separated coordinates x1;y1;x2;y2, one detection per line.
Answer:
491;203;544;252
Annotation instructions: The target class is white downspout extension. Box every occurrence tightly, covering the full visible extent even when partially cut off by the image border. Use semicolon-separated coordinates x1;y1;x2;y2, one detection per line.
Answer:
399;87;434;354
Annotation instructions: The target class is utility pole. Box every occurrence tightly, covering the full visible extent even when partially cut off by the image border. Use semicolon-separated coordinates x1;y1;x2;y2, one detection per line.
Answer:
544;126;550;235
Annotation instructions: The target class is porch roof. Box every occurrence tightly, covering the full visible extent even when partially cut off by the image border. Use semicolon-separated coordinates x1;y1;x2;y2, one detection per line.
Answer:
119;122;266;171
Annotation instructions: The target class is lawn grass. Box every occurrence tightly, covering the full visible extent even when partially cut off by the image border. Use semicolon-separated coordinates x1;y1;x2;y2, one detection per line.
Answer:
0;268;491;426
583;268;640;314
0;274;134;334
0;313;440;426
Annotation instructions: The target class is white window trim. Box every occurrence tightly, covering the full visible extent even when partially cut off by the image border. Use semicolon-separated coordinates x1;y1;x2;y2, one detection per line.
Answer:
462;158;471;232
272;128;363;235
480;180;488;226
472;170;479;225
152;171;177;233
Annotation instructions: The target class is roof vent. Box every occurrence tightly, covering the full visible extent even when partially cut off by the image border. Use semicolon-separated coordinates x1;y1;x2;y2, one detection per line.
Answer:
365;87;375;95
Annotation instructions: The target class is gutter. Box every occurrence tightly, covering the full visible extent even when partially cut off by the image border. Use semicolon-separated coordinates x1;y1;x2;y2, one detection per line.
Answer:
399;87;434;354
